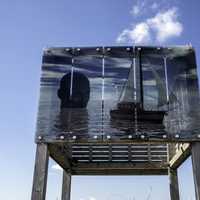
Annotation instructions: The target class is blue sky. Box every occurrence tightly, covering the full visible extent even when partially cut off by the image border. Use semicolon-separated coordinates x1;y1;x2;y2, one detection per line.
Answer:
0;0;199;199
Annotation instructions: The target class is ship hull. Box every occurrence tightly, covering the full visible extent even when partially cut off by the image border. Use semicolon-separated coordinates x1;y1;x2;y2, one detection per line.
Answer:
110;109;166;124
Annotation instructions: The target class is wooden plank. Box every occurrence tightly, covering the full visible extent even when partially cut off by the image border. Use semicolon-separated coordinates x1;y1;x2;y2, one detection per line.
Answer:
31;144;49;200
73;168;168;175
191;142;200;200
169;143;191;169
169;168;180;200
70;162;168;175
61;170;71;200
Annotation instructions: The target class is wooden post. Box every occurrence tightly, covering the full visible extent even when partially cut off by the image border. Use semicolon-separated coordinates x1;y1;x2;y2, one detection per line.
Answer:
31;144;49;200
61;170;71;200
169;168;180;200
191;142;200;200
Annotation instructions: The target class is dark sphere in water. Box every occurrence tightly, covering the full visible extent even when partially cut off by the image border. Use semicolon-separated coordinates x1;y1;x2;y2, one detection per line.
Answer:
57;72;90;108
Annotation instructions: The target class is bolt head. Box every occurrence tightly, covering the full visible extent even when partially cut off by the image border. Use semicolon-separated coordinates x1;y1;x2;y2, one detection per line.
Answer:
72;136;77;140
38;136;42;140
140;135;145;139
175;134;180;138
60;135;65;140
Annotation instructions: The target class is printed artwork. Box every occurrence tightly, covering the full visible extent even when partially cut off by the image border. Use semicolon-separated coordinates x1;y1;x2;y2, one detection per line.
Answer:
36;46;200;142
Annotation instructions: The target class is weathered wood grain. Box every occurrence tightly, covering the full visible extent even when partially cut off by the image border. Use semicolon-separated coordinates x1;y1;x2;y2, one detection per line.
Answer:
31;144;49;200
62;170;71;200
169;168;180;200
169;143;190;169
191;142;200;200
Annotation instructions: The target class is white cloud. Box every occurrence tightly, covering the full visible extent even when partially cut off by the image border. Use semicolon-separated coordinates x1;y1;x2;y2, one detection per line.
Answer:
80;196;96;200
89;197;96;200
131;5;140;16
52;164;62;171
117;22;150;44
117;7;183;44
147;7;183;42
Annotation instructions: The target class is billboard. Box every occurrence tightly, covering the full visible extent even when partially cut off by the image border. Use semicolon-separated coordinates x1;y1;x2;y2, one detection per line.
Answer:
36;46;200;143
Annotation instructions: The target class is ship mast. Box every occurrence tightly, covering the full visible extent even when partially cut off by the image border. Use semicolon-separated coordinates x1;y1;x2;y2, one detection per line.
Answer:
138;48;144;110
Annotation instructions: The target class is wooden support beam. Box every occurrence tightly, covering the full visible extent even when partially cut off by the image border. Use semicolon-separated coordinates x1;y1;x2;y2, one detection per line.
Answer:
31;144;49;200
191;142;200;200
70;162;168;175
169;143;190;169
48;144;71;171
61;170;71;200
169;168;180;200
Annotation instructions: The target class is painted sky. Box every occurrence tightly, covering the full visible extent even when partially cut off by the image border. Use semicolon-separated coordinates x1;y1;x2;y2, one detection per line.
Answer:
0;0;200;200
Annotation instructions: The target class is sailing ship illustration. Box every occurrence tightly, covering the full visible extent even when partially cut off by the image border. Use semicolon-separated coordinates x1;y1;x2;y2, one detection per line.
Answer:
110;58;168;124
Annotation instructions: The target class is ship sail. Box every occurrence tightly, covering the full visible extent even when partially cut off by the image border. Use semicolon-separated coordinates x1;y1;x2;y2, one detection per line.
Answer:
118;57;177;107
119;63;135;103
150;65;177;107
149;66;168;107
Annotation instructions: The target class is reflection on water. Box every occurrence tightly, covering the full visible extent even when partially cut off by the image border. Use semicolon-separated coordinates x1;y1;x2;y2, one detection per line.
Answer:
36;85;200;140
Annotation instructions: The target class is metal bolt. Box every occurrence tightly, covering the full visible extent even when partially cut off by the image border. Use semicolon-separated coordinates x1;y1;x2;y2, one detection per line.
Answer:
140;135;145;139
107;135;111;139
45;49;51;54
175;134;179;138
72;136;77;140
38;135;42;140
60;135;65;140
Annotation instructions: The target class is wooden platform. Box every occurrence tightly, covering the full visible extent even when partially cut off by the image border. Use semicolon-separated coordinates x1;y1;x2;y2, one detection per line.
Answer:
48;142;170;175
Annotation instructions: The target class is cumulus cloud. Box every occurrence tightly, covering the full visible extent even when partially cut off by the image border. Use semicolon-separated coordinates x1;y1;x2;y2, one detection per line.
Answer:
147;7;183;42
117;23;150;44
52;164;62;171
116;7;183;44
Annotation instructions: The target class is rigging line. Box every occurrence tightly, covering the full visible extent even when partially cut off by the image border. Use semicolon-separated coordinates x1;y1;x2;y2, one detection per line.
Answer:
133;57;137;101
133;56;138;135
163;56;169;103
102;54;105;136
70;57;74;99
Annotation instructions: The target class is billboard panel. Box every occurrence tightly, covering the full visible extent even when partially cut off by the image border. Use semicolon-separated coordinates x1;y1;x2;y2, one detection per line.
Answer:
36;46;200;143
